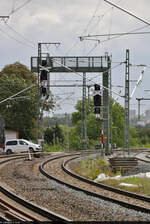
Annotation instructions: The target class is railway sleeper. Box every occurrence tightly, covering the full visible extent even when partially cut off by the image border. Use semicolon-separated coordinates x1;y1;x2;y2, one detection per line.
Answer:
111;165;137;173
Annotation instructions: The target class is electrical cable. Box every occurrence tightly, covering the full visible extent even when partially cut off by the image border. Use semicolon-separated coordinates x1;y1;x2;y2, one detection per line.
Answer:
57;93;75;104
104;0;150;26
4;22;36;47
51;57;123;98
9;0;33;16
88;62;124;82
80;30;150;38
11;0;16;13
0;85;34;105
64;0;102;55
86;24;149;54
0;25;35;48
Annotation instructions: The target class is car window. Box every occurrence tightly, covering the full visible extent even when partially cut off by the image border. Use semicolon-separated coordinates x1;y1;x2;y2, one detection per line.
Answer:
19;140;28;145
6;140;17;146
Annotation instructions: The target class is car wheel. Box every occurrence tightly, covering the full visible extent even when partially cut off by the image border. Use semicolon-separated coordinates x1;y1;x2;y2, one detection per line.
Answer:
29;147;34;153
6;149;12;155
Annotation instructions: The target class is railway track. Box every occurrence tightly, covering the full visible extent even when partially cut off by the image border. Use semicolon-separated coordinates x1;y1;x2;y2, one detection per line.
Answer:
1;150;150;221
0;153;71;223
39;152;150;215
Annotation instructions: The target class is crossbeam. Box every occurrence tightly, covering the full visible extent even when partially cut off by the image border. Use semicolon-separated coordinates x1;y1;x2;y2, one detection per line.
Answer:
31;56;109;73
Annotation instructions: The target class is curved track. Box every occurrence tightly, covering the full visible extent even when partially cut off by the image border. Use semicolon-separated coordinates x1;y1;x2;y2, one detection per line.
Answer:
0;153;71;223
39;152;150;214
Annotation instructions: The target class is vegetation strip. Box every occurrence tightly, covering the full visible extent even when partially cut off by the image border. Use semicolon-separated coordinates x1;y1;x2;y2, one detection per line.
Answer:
39;154;150;214
62;155;150;202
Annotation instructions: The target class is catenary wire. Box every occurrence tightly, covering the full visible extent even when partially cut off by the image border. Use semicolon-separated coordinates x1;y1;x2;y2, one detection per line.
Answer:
86;24;149;54
104;0;150;26
9;0;33;16
0;25;35;48
64;0;102;55
4;21;36;47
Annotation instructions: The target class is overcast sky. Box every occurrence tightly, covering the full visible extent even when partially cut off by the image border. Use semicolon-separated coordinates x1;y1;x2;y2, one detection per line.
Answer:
1;0;150;116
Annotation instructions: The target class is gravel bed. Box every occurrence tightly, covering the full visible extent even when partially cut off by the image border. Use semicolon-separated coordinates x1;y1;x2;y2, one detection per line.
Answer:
0;154;150;221
73;152;150;176
72;152;150;176
123;161;150;176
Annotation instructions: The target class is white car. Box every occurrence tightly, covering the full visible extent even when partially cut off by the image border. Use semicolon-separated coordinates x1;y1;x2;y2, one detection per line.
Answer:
4;139;42;155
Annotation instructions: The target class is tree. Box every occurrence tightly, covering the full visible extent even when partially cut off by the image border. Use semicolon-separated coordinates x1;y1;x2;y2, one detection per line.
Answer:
72;98;93;125
112;101;125;147
44;123;64;145
71;98;125;148
0;62;37;139
0;62;55;140
68;127;82;150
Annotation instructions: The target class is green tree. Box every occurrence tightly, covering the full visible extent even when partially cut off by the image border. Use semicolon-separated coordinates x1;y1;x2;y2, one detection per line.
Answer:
136;128;150;146
130;127;139;147
68;127;82;150
44;123;64;145
0;63;37;139
44;127;54;145
72;98;125;148
112;101;125;147
0;62;55;140
72;98;93;125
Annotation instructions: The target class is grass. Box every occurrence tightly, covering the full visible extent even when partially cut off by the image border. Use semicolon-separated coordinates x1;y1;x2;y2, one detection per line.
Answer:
101;175;150;196
75;157;111;180
44;144;67;152
74;157;150;196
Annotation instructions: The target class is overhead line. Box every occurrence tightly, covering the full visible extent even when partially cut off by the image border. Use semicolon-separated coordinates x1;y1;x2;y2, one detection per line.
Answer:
86;24;149;54
104;0;150;26
0;85;34;105
9;0;32;16
51;58;123;98
4;22;36;47
0;26;34;48
64;0;101;55
79;31;150;39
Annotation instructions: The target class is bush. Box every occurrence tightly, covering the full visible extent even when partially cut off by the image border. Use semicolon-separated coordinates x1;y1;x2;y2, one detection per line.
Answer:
44;123;64;145
44;144;66;152
69;128;82;151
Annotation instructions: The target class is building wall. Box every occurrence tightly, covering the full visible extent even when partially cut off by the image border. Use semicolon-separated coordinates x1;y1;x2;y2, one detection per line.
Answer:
5;130;19;140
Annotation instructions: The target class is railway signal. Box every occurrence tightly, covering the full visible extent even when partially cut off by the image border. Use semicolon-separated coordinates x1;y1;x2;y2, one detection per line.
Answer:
40;60;48;82
40;86;47;96
94;84;101;114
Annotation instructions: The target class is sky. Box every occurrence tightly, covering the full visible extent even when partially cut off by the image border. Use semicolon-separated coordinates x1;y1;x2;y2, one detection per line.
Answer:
1;0;150;117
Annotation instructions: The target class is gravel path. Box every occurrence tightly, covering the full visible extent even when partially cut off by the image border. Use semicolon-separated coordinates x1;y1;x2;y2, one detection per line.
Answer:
0;152;150;221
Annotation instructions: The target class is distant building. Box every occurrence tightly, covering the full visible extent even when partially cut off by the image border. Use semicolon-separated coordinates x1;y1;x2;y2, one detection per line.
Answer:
5;130;19;140
130;110;136;120
145;110;150;120
137;120;145;127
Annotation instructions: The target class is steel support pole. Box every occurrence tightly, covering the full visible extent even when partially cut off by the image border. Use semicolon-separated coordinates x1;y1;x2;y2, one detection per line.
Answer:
82;72;87;150
37;43;42;140
87;85;90;114
124;49;130;155
137;99;141;120
108;57;112;154
103;67;110;155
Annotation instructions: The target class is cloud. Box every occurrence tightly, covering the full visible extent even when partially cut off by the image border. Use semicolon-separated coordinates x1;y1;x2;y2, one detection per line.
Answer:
0;0;150;113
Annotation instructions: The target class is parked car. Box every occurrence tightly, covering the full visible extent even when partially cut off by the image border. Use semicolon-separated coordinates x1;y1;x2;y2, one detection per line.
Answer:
4;139;42;155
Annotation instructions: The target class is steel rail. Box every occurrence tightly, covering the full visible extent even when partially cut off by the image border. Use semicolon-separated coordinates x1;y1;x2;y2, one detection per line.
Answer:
39;154;150;214
62;156;150;202
0;153;71;223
